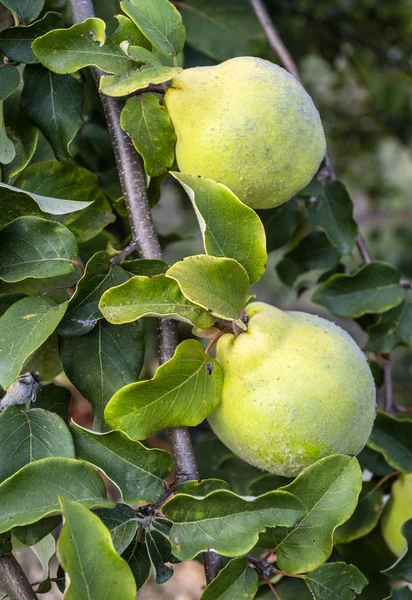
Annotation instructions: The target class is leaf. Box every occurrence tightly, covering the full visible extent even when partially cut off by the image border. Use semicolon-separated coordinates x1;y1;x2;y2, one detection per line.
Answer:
99;274;215;328
22;64;83;161
367;411;412;472
94;504;139;555
23;333;62;382
2;100;39;180
70;421;173;504
201;557;259;600
259;455;363;573
0;64;20;102
248;474;292;496
112;14;151;49
0;533;12;556
67;191;115;243
366;302;412;353
0;0;44;22
302;180;358;254
0;407;75;483
385;588;412;600
304;562;368;599
146;529;178;584
120;0;185;57
178;479;230;497
383;520;412;582
0;216;78;282
172;173;267;284
0;457;114;533
31;533;55;585
57;497;136;600
12;516;61;546
166;255;250;321
105;339;223;439
120;94;176;177
0;12;62;64
35;383;71;422
0;296;67;389
121;258;168;277
122;538;151;591
277;230;341;287
60;319;144;431
59;252;128;336
162;488;304;561
0;102;15;165
33;18;134;75
0;182;91;230
313;261;404;318
177;0;266;62
256;198;300;253
100;63;181;97
334;480;384;544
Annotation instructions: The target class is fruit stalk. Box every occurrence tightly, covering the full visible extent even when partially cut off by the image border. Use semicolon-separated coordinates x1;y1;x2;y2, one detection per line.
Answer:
69;0;222;581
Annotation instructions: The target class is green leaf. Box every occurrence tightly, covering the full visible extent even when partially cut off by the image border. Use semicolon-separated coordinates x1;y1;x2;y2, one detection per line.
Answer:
367;411;412;473
112;14;151;49
166;255;250;321
383;520;412;582
304;562;368;599
248;474;292;496
99;274;215;329
70;421;173;504
105;339;223;440
22;64;83;161
201;557;258;600
256;198;300;253
334;480;384;544
0;101;15;165
122;538;151;591
57;497;136;599
146;529;178;583
177;0;266;62
0;457;114;533
30;533;55;587
35;383;70;422
33;18;134;75
0;64;20;101
313;262;404;318
385;588;412;600
0;407;75;483
0;0;44;22
162;488;304;561
94;504;138;555
0;12;62;64
121;258;168;277
172;173;267;284
178;479;230;497
60;319;144;431
0;296;67;389
100;63;181;97
120;94;176;177
2;100;39;180
366;302;412;353
23;332;62;382
259;455;362;573
0;533;12;556
67;191;115;243
59;252;128;336
12;515;61;546
277;230;341;287
303;180;358;254
0;216;78;282
120;0;186;57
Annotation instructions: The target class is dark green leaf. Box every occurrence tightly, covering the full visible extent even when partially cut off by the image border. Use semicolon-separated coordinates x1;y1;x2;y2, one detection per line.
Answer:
121;259;168;277
35;383;71;422
277;230;341;287
383;520;412;582
105;339;223;440
22;65;83;161
0;296;67;389
2;100;39;180
60;319;144;431
256;198;300;252
94;504;139;555
0;101;15;165
122;538;151;591
146;529;178;584
0;64;20;101
0;0;44;22
366;302;412;353
71;421;173;504
0;12;62;64
12;515;61;546
304;562;368;599
368;411;412;472
334;481;384;544
358;446;393;477
313;261;404;318
201;557;258;600
0;407;75;483
178;479;230;497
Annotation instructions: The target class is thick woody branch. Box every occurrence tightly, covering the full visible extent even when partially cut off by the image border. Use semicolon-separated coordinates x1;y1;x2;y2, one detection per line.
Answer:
0;554;37;600
69;0;220;581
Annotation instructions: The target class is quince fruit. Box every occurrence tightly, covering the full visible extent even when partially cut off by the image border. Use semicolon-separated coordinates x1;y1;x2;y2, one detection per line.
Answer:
164;57;326;209
381;473;412;556
208;302;376;476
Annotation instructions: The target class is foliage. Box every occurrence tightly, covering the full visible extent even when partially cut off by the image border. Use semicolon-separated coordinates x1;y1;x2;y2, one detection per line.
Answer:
0;0;411;598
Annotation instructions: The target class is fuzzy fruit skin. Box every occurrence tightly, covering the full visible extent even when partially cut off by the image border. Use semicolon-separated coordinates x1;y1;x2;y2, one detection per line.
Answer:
208;302;376;476
164;57;326;209
381;473;412;556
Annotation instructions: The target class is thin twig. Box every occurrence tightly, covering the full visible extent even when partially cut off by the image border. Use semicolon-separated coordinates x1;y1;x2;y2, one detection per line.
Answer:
263;574;281;599
0;554;38;600
69;0;222;582
356;234;372;264
383;358;394;414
